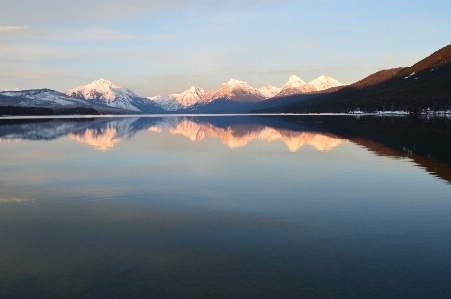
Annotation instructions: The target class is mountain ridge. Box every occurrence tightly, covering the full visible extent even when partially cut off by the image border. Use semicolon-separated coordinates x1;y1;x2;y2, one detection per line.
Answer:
201;78;266;104
1;73;349;114
66;78;163;113
0;88;132;114
253;44;451;113
147;75;345;112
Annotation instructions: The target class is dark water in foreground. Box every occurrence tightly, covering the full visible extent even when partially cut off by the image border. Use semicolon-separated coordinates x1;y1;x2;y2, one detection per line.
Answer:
0;115;450;299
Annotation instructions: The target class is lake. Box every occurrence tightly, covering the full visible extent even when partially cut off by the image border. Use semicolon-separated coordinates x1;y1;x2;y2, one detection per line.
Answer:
1;115;450;299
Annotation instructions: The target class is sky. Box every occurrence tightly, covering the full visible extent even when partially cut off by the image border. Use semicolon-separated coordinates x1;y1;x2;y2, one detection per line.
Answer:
0;0;450;96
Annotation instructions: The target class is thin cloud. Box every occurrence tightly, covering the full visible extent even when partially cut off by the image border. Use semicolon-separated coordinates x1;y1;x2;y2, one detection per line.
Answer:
0;25;28;32
61;28;178;42
1;26;179;42
60;28;134;41
0;196;33;203
0;0;295;27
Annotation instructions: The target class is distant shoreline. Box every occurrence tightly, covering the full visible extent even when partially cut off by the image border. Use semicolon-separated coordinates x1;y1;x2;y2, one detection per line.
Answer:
1;112;451;120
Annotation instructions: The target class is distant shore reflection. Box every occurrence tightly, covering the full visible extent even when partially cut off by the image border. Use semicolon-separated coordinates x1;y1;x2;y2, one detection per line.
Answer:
0;115;450;183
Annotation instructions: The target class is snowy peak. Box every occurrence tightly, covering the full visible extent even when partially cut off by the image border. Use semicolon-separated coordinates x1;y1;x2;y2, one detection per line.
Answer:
285;75;306;87
65;78;147;112
308;76;345;91
96;78;120;88
223;78;248;87
149;86;205;110
277;75;316;96
258;85;282;99
66;78;129;101
147;95;162;101
147;95;181;111
175;86;205;107
202;78;265;103
61;75;347;113
274;74;344;97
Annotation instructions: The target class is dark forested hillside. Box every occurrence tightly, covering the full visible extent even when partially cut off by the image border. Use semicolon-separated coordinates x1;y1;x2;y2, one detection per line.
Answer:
0;106;99;116
253;44;451;113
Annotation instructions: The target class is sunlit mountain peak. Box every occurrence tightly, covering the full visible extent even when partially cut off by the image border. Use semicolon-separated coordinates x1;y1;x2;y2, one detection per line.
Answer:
308;76;346;91
96;78;120;88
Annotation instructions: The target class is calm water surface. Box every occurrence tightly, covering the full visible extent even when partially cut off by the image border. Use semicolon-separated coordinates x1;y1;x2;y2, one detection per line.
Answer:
0;115;450;298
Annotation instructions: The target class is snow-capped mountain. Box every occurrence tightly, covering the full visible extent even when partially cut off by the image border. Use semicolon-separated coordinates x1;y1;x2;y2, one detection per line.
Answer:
308;76;346;91
201;79;266;103
175;86;205;107
258;85;282;99
147;95;181;111
66;78;162;113
276;75;316;97
148;86;205;111
0;88;138;113
1;76;347;114
147;76;344;112
0;89;98;108
258;76;345;99
66;78;140;111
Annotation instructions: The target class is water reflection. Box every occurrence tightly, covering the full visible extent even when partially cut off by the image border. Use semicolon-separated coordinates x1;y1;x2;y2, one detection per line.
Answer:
0;117;347;152
153;119;346;151
1;115;451;299
67;128;122;151
0;138;22;143
0;196;32;203
0;115;451;184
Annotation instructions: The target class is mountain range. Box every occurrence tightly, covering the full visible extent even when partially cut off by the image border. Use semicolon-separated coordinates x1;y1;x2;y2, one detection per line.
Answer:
1;43;450;115
0;75;345;115
255;43;451;113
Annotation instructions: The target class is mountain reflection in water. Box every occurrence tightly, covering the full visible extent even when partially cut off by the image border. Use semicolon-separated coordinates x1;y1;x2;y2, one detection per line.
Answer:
67;128;122;151
154;120;346;151
1;115;451;299
0;115;450;183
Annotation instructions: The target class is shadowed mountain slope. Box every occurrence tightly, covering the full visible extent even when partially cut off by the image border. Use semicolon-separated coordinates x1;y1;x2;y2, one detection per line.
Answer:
254;44;451;113
0;89;137;114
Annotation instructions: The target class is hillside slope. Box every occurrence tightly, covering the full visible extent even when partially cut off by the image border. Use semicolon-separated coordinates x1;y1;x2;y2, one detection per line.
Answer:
256;44;451;113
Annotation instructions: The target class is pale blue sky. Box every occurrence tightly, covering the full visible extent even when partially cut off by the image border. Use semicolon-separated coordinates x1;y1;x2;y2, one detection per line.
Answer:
0;0;450;96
